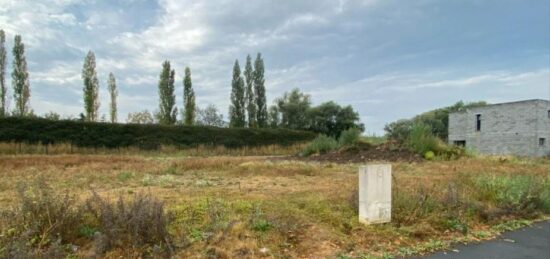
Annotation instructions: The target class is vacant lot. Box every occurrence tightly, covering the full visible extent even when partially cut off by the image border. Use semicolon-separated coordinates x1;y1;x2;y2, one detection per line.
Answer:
0;155;548;258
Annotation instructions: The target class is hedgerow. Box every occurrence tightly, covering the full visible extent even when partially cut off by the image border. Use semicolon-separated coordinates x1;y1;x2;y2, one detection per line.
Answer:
0;117;315;149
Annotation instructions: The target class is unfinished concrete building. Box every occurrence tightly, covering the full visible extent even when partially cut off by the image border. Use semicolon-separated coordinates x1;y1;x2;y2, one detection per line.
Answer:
448;99;550;157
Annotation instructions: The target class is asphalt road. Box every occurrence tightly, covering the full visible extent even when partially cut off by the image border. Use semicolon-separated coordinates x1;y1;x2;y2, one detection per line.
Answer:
421;221;550;259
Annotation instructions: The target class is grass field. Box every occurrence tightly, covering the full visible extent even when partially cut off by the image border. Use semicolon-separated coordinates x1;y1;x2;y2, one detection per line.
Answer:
0;154;548;258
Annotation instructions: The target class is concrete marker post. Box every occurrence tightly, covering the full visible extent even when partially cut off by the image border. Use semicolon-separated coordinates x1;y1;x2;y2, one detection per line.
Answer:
358;164;392;224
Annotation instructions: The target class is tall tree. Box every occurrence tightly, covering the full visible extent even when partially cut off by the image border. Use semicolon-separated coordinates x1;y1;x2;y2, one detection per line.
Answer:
229;60;246;127
244;54;256;128
183;66;195;125
196;104;225;127
253;53;267;127
0;30;7;117
11;35;30;117
107;73;117;123
267;105;280;128
276;88;311;130
157;60;177;125
82;51;100;121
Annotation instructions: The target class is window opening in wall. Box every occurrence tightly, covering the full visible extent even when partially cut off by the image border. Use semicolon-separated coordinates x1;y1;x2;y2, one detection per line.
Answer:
476;114;481;131
540;138;546;147
453;140;466;147
547;110;550;119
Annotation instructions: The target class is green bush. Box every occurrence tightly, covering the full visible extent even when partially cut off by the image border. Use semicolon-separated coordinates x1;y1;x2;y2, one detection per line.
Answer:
474;175;550;213
302;135;338;156
424;151;435;160
338;128;361;147
408;123;466;160
408;123;440;155
0;117;315;149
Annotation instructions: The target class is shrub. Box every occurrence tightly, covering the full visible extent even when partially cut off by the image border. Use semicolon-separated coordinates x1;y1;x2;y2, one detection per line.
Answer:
302;135;338;156
473;175;550;214
338;128;362;147
84;191;173;255
424;151;435;160
408;123;466;160
408;123;439;155
0;178;82;258
0;117;315;150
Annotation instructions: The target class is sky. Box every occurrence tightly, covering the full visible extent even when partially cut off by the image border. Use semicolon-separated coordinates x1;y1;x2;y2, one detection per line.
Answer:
0;0;549;134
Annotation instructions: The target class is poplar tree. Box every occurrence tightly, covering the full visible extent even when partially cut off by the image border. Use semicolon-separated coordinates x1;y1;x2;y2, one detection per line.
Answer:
183;66;195;125
82;51;100;121
157;60;177;125
107;73;117;123
253;53;267;127
229;60;246;127
0;30;6;117
12;35;30;117
244;54;256;128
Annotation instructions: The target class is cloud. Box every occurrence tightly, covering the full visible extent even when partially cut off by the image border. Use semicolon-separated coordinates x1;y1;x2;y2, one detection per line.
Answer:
1;0;548;135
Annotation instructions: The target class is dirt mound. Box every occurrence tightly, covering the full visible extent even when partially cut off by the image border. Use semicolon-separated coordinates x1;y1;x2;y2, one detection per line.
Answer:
299;143;422;163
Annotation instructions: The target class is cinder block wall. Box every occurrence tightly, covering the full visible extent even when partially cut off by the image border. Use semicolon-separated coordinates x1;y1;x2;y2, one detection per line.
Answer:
448;99;550;157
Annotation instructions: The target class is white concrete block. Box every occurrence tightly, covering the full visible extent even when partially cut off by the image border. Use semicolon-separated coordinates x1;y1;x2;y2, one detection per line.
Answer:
358;164;392;224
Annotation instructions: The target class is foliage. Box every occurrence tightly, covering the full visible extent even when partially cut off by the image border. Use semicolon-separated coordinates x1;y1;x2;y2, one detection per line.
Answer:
85;191;173;255
407;123;467;159
229;60;246;127
254;53;268;127
0;178;82;258
270;89;364;137
338;127;362;147
195;104;226;127
42;111;61;121
276;88;311;130
0;117;315;149
424;150;435;160
408;123;440;155
126;110;155;124
267;105;280;128
183;67;195;126
11;34;31;117
81;51;100;122
474;175;550;213
307;101;364;138
302;134;339;156
0;179;174;258
385;101;488;142
157;60;177;125
244;54;256;128
107;72;117;123
384;119;413;144
0;29;6;117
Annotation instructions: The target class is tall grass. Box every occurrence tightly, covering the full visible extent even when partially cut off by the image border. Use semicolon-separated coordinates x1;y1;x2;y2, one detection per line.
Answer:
0;142;307;156
473;175;550;213
302;135;339;156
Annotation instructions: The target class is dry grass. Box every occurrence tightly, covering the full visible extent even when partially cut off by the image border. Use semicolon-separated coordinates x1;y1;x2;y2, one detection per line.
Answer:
0;142;307;156
0;154;548;258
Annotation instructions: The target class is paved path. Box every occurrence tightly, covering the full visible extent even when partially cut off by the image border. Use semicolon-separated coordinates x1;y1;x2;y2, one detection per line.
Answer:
421;221;550;259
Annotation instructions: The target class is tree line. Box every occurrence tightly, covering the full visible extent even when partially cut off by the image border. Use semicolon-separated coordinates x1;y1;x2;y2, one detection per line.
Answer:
0;30;363;137
0;30;31;118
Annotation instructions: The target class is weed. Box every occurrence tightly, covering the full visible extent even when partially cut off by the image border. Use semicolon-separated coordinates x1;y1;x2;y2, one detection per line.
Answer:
491;219;531;232
116;171;134;182
249;205;273;233
84;191;173;255
302;135;338;156
0;178;82;258
338;128;362;147
474;175;550;214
